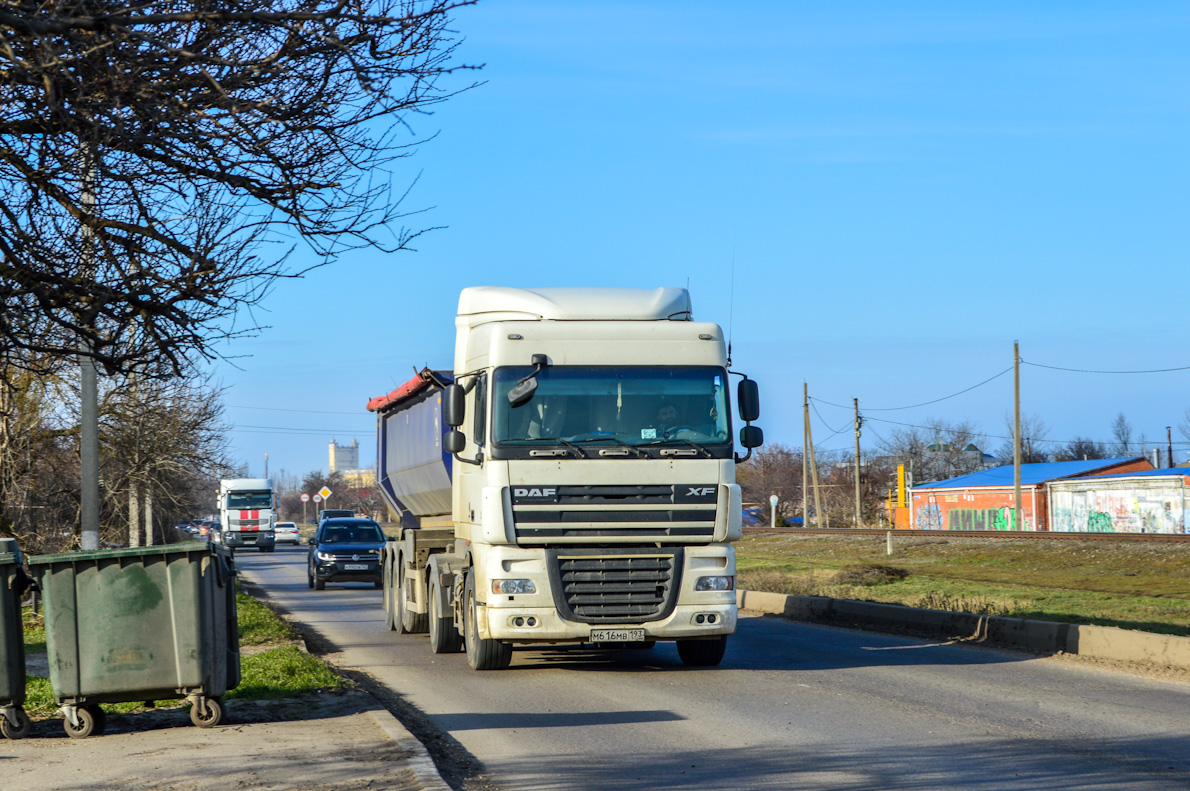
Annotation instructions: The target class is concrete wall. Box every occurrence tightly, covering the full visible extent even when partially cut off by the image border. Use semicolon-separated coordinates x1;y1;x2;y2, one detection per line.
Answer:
912;487;1042;531
1049;476;1189;534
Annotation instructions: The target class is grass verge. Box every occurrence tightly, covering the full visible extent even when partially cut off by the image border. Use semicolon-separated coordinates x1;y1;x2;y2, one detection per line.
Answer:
737;533;1190;636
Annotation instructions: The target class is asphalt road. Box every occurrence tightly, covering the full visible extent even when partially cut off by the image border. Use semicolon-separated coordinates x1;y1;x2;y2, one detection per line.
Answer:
238;544;1190;791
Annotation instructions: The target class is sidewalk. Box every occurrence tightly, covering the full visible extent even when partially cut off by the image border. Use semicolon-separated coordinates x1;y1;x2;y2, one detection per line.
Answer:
1;690;451;791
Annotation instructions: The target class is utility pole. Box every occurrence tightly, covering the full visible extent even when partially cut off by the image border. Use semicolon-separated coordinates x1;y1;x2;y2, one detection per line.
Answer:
79;144;100;551
1167;427;1174;469
264;452;269;478
805;388;824;527
1013;341;1022;531
802;383;809;527
853;398;862;526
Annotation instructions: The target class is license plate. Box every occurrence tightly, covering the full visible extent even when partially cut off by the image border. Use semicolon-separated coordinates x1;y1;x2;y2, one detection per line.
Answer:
344;563;369;571
590;628;645;642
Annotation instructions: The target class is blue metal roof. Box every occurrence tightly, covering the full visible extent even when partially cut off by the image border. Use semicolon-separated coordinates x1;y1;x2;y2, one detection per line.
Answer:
1077;468;1190;481
914;459;1142;490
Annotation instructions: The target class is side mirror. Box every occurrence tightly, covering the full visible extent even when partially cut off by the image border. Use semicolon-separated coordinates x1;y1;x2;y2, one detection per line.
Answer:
307;537;315;545
507;376;538;407
444;383;465;427
444;429;466;454
740;425;764;449
737;378;760;423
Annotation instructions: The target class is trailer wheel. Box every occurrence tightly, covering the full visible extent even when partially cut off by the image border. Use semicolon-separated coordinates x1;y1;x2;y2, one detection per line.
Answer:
464;574;512;671
399;563;429;634
428;576;462;653
677;636;728;667
384;563;399;631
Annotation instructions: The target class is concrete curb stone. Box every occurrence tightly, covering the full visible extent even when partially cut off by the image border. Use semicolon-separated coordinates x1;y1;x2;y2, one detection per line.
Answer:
369;709;453;791
738;589;1190;669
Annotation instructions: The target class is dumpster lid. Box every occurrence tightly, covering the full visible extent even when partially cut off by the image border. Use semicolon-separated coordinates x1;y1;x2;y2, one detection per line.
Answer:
0;537;20;565
28;541;213;566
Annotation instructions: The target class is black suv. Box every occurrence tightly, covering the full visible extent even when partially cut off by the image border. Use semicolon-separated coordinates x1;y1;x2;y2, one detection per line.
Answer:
307;517;388;590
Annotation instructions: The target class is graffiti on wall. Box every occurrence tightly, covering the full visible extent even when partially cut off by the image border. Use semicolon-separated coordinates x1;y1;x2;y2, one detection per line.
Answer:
1051;487;1186;534
916;504;943;530
947;507;1030;532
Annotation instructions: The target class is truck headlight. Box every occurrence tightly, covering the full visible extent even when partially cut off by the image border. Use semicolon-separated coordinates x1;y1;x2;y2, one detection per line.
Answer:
492;579;536;595
695;576;734;592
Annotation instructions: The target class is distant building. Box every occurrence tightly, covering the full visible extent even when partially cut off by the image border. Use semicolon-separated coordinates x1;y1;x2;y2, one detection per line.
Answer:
1049;468;1189;534
341;468;377;488
909;457;1153;532
329;439;359;473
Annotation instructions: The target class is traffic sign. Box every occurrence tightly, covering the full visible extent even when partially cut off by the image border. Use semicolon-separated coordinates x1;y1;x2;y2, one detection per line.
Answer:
313;494;323;503
300;493;310;503
769;494;778;506
319;486;333;499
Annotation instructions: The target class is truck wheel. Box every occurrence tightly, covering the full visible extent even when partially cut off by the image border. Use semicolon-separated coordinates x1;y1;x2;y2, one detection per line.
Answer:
428;576;462;653
399;564;429;634
464;574;512;671
384;564;399;631
677;636;728;667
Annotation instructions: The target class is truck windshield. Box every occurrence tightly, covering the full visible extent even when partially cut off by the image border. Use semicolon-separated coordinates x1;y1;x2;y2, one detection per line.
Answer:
227;491;272;509
492;366;730;447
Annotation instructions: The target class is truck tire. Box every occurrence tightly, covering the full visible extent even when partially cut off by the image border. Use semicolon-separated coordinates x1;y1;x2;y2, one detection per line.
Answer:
384;562;398;631
677;636;728;667
428;575;462;653
399;563;429;634
464;574;512;671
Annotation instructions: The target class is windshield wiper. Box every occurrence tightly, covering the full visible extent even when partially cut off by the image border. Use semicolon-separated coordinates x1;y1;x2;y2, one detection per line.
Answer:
639;436;715;458
506;436;587;457
568;435;649;458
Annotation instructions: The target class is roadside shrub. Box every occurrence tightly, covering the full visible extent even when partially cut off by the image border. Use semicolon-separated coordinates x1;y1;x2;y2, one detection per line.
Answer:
907;591;1017;617
834;564;910;587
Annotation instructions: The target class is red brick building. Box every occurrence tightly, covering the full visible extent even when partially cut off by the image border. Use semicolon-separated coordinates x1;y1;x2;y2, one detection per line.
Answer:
909;458;1153;532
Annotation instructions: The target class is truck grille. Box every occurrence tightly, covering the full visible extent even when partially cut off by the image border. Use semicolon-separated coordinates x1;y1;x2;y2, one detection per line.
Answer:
546;548;683;624
512;484;718;544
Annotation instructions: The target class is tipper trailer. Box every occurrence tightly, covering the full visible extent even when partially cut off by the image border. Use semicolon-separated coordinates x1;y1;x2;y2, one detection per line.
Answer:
368;287;763;669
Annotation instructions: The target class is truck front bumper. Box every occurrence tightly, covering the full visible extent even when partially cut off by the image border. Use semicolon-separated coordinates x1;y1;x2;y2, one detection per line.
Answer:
480;600;737;644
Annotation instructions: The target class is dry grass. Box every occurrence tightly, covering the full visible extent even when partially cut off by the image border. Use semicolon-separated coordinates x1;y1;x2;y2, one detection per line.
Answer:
736;532;1190;635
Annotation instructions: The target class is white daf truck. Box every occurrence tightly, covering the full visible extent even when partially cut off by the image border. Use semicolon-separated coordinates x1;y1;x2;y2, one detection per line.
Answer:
368;287;762;670
218;478;276;552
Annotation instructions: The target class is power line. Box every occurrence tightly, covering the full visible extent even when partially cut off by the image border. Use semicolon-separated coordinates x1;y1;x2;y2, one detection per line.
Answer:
229;404;364;416
1022;360;1190;374
811;366;1012;413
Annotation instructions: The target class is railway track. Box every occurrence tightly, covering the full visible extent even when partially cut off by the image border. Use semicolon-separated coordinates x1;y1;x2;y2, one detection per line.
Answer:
742;526;1190;543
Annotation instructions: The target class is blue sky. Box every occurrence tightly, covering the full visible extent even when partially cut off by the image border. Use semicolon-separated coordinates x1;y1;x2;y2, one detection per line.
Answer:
213;1;1190;481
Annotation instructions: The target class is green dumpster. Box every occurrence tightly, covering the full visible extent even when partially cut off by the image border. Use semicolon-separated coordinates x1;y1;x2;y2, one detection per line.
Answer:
0;537;32;739
27;542;239;738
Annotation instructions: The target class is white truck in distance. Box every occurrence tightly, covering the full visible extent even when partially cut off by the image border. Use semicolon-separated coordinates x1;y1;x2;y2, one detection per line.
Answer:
218;478;276;552
369;287;763;670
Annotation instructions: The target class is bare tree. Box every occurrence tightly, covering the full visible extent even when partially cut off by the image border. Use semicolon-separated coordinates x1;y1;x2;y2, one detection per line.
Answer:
1052;437;1109;462
0;1;476;377
878;418;988;484
1111;412;1134;457
736;443;802;522
995;411;1049;464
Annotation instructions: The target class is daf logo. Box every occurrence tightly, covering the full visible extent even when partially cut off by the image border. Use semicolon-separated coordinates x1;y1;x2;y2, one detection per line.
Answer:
687;487;716;497
352;554;360;561
514;488;557;498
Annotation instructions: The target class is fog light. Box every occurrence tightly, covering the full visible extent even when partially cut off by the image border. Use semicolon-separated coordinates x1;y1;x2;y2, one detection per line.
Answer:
707;614;717;624
492;579;536;595
696;614;705;624
695;575;734;592
527;617;537;626
514;617;525;627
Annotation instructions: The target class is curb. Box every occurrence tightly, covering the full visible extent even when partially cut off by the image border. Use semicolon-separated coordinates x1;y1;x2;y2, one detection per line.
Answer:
738;589;1190;669
369;708;453;791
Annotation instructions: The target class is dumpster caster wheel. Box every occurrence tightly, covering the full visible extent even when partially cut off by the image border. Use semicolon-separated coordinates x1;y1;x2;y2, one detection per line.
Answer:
0;708;31;739
63;705;104;739
190;697;224;728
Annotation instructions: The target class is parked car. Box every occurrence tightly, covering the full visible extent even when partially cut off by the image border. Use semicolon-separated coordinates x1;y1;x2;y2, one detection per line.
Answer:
274;522;300;545
307;518;387;590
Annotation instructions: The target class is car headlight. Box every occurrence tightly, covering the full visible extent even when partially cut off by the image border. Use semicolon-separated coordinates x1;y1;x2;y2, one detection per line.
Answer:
695;575;734;592
492;579;536;595
316;551;335;561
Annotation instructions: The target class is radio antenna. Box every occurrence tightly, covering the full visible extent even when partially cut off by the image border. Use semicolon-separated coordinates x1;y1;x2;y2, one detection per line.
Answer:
727;228;736;366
